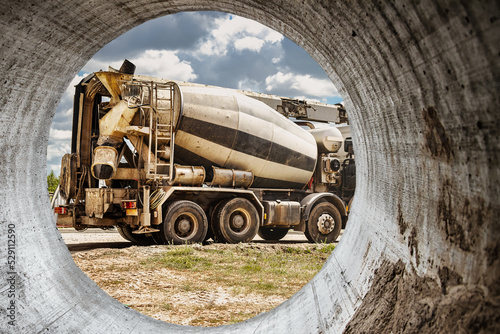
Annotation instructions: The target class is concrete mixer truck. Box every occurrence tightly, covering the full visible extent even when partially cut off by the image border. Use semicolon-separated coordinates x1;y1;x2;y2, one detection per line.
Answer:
55;60;355;244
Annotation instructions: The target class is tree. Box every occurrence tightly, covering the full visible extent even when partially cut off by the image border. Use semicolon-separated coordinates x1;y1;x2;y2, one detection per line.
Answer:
47;170;59;193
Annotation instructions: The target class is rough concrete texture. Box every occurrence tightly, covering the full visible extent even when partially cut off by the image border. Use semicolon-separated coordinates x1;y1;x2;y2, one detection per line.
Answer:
0;0;498;333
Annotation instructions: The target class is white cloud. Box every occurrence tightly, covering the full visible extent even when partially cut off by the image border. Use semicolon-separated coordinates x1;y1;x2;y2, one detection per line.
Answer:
62;107;73;118
265;72;339;98
234;37;265;52
50;128;72;140
128;50;197;81
82;50;197;82
81;58;115;73
46;142;71;162
197;15;284;57
237;78;263;92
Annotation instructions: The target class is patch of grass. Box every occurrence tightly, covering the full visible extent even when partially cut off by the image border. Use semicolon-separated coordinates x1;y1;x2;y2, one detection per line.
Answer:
316;243;336;253
256;280;277;291
138;244;334;297
201;248;226;255
283;246;314;255
243;260;262;273
142;246;212;270
168;246;195;256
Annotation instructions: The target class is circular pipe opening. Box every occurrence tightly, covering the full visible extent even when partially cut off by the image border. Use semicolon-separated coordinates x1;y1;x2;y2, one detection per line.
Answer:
48;9;351;328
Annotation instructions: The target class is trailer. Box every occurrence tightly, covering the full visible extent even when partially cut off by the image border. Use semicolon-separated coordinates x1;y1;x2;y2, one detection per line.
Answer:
55;60;355;244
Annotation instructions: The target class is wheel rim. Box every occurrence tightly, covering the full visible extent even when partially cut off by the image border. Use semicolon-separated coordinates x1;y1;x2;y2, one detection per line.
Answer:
317;213;335;234
229;210;250;234
174;213;198;239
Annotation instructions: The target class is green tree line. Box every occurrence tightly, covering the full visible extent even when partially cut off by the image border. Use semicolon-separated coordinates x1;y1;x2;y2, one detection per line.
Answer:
47;170;59;193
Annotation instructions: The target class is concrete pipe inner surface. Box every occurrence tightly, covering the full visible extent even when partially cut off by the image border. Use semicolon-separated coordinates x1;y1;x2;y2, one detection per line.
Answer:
0;1;498;333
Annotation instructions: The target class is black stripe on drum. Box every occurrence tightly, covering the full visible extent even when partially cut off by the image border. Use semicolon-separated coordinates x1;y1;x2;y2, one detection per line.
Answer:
174;144;218;167
174;145;221;182
250;176;306;189
174;145;307;189
177;116;316;172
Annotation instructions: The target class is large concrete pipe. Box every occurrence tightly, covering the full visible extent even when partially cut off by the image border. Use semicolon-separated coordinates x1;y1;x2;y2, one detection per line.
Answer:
0;1;498;333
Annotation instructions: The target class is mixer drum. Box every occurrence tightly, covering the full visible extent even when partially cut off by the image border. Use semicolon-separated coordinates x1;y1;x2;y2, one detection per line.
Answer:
174;85;318;189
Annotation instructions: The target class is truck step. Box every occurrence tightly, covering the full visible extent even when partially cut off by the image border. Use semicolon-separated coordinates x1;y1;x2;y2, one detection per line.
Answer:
132;226;160;234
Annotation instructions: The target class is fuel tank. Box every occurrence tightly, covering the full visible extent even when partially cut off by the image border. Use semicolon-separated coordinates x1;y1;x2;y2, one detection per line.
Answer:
174;85;318;189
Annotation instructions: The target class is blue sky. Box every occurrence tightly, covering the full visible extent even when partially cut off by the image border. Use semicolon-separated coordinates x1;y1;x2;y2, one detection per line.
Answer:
47;11;342;175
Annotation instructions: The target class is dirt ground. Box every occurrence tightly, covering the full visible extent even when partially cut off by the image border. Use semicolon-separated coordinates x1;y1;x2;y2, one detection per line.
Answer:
60;229;339;327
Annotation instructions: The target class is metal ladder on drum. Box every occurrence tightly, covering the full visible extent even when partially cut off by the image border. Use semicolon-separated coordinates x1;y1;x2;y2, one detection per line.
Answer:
146;82;176;182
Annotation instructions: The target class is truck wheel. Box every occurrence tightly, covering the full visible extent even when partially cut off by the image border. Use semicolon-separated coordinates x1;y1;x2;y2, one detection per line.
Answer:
305;202;342;243
159;200;208;245
212;198;259;243
257;227;289;241
117;225;156;245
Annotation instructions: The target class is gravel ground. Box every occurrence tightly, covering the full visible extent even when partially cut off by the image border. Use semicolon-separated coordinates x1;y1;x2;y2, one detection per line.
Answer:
60;228;339;327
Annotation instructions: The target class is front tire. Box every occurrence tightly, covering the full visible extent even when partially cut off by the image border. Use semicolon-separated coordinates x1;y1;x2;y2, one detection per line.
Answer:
257;227;289;241
212;198;259;243
157;200;208;245
304;202;342;243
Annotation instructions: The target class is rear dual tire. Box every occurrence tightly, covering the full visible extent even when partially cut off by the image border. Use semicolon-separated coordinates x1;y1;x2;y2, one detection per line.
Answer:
211;198;259;244
156;200;208;245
